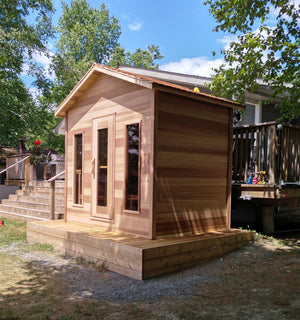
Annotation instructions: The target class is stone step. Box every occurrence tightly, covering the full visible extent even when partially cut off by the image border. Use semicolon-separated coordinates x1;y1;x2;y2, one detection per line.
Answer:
8;194;65;206
2;199;64;212
0;204;63;220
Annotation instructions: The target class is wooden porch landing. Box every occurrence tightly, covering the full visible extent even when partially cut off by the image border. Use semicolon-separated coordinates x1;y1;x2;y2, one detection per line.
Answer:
27;221;253;280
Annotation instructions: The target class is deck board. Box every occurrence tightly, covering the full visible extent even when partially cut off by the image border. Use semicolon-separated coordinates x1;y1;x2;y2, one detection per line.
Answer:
27;220;253;280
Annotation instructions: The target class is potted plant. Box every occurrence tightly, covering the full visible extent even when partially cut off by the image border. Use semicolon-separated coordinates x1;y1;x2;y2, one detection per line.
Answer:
30;140;50;180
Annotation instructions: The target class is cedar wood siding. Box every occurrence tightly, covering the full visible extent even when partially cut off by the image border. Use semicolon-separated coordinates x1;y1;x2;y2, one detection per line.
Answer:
154;91;231;237
66;72;154;238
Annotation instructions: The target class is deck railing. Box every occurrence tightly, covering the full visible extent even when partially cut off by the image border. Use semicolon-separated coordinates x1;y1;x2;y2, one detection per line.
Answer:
0;155;31;185
233;122;300;184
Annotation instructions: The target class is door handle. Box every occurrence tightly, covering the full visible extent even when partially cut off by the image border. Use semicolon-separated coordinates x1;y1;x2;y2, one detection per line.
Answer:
91;158;95;177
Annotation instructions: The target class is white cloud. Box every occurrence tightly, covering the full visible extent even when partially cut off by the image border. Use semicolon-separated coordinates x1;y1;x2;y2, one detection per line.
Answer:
21;48;56;81
28;86;42;100
217;35;237;50
160;56;224;77
128;21;143;31
32;50;56;80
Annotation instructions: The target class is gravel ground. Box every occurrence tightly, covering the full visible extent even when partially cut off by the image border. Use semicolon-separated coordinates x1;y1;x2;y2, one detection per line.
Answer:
1;230;299;319
5;234;298;304
6;241;221;303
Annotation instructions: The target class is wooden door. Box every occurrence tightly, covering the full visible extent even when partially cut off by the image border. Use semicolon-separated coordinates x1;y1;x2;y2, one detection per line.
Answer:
91;115;114;220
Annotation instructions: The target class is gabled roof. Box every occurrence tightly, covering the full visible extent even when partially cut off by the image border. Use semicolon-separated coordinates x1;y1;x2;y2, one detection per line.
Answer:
55;63;243;117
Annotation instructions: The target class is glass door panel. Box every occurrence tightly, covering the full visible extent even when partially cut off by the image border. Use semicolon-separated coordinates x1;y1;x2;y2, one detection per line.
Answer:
92;116;114;219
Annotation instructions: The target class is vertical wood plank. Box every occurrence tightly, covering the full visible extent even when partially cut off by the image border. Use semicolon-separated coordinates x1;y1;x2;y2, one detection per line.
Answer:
226;109;233;229
150;90;157;239
249;128;255;176
233;129;238;182
255;127;260;174
244;128;249;182
239;129;244;182
64;112;69;223
267;124;276;184
261;126;265;172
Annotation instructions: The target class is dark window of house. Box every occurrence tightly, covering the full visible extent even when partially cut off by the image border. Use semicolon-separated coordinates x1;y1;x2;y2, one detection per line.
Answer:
125;123;140;211
74;134;83;204
97;128;108;206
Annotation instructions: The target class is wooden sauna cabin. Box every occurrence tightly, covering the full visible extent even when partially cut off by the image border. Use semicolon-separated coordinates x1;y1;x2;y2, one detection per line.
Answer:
53;63;243;239
27;64;254;280
56;63;245;237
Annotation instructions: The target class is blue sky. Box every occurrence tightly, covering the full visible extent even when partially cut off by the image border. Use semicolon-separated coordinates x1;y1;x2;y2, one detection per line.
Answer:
27;0;300;88
44;0;231;77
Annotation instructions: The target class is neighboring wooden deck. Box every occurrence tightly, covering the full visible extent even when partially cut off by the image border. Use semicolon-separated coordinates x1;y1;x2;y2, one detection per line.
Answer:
233;122;300;185
233;183;300;200
27;220;253;280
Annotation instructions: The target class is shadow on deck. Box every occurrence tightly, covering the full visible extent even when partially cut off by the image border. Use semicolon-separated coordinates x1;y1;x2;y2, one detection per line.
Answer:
27;221;253;280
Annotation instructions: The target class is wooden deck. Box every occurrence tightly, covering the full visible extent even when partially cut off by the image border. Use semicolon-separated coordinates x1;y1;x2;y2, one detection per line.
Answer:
27;220;253;280
233;183;300;200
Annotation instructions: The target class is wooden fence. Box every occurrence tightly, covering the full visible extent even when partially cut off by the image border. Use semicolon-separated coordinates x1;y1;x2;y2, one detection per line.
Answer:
233;122;300;184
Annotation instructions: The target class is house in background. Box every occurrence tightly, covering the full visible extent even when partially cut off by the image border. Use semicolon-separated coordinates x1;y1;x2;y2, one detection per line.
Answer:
0;146;18;185
27;64;252;279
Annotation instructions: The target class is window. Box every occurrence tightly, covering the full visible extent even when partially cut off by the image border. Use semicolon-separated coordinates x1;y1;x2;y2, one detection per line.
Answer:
74;134;83;204
97;128;108;207
125;123;140;211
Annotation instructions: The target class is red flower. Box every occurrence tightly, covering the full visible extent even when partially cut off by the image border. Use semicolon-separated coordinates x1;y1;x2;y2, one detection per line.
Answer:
34;140;41;146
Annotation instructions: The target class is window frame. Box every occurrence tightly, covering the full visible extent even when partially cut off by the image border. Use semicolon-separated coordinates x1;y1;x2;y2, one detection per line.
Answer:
72;132;84;207
91;115;115;220
123;120;141;215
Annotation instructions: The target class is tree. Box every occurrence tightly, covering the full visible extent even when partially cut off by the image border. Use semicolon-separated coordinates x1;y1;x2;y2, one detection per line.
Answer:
204;0;300;120
108;45;164;70
50;0;163;104
0;0;55;146
51;0;121;103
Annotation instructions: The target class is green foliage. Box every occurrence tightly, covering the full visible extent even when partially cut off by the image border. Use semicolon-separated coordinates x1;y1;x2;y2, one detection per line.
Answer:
0;0;163;153
109;45;164;69
51;0;121;103
0;0;55;147
50;0;163;105
204;0;300;121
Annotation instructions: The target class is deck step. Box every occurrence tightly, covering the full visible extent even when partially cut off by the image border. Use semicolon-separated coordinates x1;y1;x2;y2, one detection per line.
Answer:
0;204;63;220
28;180;65;188
0;211;50;222
16;190;64;200
22;185;65;193
2;199;63;212
8;194;64;206
0;180;65;221
27;221;254;280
